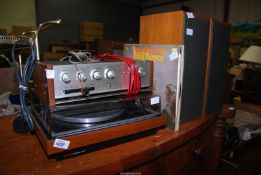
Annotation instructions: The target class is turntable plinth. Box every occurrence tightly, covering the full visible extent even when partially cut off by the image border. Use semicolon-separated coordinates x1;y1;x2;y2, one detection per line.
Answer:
34;115;166;156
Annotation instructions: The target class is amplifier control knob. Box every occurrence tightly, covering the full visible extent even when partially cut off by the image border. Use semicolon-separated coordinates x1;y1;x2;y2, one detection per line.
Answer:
61;73;71;83
106;70;116;79
93;71;102;80
78;72;87;81
138;67;146;77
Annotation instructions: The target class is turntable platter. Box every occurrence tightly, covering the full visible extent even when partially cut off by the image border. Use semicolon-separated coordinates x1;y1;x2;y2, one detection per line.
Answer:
52;109;125;124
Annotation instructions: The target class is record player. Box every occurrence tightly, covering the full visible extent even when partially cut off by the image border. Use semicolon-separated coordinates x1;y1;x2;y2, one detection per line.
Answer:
30;53;165;158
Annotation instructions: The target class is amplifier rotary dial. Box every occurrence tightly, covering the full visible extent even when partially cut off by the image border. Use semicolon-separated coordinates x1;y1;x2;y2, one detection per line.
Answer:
61;73;71;83
105;69;116;79
78;72;87;81
92;70;102;80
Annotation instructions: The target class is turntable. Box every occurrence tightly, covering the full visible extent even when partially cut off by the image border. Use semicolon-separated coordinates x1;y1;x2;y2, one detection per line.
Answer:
9;19;165;159
30;53;165;158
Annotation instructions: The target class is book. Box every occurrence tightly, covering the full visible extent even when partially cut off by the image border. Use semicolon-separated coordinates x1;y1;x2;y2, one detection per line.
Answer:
124;44;184;131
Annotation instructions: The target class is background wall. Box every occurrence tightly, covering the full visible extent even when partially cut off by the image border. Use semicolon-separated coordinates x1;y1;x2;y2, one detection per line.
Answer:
142;0;224;20
0;0;36;33
142;0;261;24
229;0;261;24
36;0;141;51
1;0;260;52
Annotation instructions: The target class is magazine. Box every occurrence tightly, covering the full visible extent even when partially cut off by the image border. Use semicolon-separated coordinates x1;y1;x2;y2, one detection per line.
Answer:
124;44;184;131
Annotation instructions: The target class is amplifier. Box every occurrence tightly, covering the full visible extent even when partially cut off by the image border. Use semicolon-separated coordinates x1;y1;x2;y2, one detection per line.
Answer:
33;60;152;106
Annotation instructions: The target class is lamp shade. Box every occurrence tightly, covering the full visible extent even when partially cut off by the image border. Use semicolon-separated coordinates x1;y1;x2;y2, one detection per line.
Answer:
239;45;261;64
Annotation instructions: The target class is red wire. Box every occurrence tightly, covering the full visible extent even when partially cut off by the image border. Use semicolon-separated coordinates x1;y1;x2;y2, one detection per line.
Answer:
97;53;140;95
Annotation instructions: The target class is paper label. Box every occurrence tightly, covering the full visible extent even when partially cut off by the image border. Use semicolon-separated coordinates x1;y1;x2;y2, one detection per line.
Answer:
186;28;193;36
169;48;179;61
151;96;160;105
45;69;55;79
53;139;70;149
186;12;194;18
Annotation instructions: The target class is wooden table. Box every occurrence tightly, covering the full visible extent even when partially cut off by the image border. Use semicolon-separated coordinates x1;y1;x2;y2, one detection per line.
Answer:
0;110;232;175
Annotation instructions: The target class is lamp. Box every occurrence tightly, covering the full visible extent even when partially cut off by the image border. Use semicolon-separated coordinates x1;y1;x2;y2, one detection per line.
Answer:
239;45;261;64
237;45;261;104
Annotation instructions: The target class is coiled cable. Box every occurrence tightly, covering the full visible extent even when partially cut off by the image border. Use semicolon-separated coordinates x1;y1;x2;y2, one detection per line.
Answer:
11;37;36;132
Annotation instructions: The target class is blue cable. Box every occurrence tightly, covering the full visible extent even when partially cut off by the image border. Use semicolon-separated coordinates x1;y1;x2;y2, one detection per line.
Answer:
11;37;36;132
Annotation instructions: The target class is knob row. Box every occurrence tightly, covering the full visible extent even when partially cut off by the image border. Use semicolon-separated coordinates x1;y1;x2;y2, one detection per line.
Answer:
61;67;145;83
60;69;116;83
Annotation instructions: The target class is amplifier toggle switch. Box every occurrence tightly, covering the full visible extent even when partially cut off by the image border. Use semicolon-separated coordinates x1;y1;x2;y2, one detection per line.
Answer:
78;72;87;81
138;67;146;77
105;69;116;79
61;73;71;83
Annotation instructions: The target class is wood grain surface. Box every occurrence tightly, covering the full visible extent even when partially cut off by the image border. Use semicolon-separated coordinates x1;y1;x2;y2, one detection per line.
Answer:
140;11;185;45
0;114;217;175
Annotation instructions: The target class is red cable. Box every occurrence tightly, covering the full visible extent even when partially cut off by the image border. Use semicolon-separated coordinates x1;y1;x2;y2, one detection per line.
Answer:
97;53;140;95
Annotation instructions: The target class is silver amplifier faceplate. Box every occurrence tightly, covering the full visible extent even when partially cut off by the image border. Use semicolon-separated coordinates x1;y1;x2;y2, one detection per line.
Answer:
52;61;151;99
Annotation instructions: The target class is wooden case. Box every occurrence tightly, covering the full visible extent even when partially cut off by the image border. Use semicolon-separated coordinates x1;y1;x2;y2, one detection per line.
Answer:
33;62;55;106
203;19;231;115
140;11;210;123
33;114;165;156
140;11;231;122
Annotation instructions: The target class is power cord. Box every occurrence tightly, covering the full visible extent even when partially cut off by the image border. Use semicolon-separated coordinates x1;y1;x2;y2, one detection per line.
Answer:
97;53;141;95
60;51;93;63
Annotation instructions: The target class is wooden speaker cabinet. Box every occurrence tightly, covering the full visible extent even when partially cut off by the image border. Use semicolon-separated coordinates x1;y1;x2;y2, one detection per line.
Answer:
140;11;210;123
140;11;231;121
203;19;231;115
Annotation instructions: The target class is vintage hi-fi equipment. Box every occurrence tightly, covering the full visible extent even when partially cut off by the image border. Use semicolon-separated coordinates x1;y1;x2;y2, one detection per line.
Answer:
30;52;164;158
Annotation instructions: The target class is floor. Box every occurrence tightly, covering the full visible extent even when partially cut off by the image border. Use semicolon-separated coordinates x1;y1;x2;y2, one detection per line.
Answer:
218;137;261;175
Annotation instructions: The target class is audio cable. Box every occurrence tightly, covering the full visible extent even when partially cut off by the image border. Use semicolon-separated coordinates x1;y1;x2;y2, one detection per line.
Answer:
12;37;36;133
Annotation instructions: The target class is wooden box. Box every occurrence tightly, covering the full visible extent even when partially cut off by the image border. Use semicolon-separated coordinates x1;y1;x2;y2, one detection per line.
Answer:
80;29;104;36
80;34;103;42
41;52;66;61
97;39;136;54
80;21;104;42
0;68;18;95
0;28;7;35
11;25;34;35
80;21;104;29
